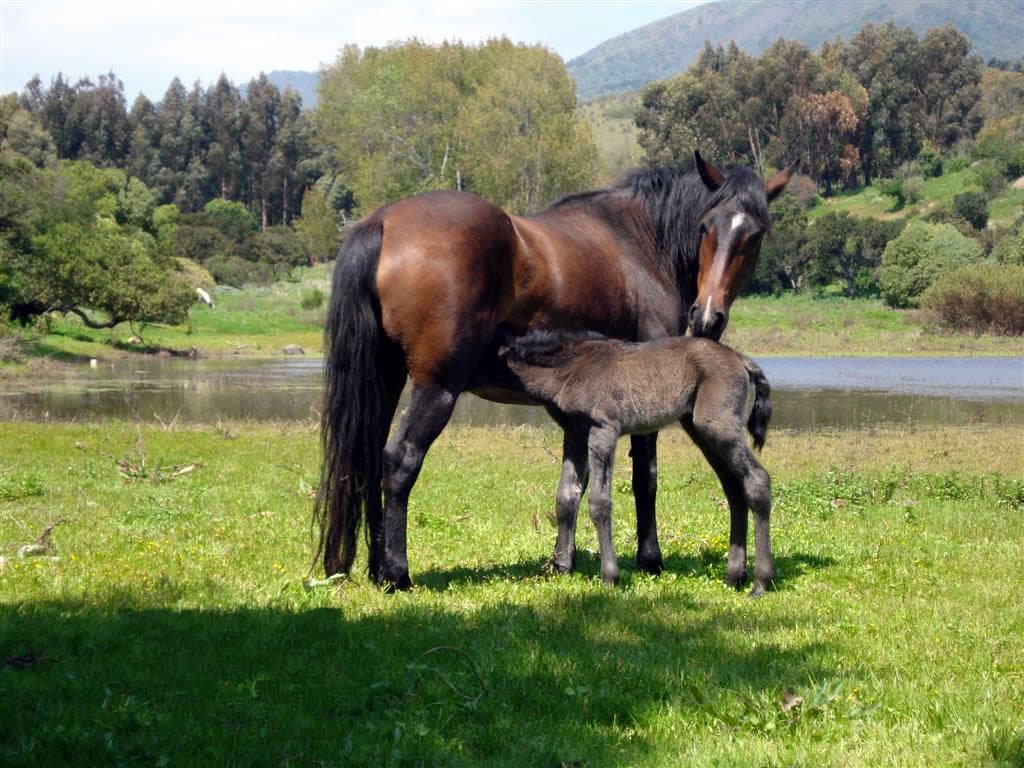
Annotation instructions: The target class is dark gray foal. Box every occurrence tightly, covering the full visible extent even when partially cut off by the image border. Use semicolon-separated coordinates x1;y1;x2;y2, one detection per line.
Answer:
502;330;775;596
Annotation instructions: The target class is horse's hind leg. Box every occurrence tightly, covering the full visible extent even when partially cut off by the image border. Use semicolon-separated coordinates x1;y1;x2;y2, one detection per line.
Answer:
379;383;459;590
550;421;589;574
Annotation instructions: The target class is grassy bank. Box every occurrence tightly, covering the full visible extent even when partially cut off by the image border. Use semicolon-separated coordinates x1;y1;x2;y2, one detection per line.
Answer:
2;422;1022;766
5;268;1022;374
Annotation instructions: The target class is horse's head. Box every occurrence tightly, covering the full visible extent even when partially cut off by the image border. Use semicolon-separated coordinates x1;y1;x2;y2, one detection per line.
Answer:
687;151;796;340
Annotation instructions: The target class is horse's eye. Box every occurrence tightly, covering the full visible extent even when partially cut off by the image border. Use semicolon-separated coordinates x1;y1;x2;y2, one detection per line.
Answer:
699;223;708;236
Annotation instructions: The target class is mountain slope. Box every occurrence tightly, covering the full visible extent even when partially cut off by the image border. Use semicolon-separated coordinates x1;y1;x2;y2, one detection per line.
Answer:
567;0;1024;99
266;70;320;108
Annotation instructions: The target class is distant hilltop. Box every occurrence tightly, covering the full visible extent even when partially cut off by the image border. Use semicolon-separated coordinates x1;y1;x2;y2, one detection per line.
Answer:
266;70;320;108
566;0;1024;99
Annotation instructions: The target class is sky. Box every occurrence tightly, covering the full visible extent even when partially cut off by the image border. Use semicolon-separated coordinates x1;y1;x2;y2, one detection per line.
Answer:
1;0;710;100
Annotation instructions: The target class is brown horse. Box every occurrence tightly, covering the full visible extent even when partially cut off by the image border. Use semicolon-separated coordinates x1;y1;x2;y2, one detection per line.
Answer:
316;151;794;589
501;329;774;595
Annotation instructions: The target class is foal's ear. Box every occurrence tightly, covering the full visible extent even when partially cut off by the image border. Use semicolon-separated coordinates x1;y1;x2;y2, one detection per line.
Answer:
764;160;798;202
694;150;724;191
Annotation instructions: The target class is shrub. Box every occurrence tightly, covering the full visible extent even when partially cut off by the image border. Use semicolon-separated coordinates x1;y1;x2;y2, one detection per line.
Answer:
953;191;989;230
300;288;325;310
990;230;1024;265
943;155;971;173
921;264;1024;335
970;159;1008;199
903;176;925;205
205;254;275;287
916;146;943;178
202;199;258;243
878;177;906;210
879;220;983;307
786;173;819;209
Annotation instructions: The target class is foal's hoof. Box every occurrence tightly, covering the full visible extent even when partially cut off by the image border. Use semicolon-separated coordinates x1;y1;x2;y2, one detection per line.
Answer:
724;568;749;590
748;580;772;599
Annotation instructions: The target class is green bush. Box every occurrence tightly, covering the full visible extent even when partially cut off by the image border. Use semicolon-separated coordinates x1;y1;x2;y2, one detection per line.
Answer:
202;199;258;243
879;220;982;307
903;176;925;205
916;146;943;178
879;177;906;210
921;263;1024;335
990;230;1024;266
300;288;325;310
953;191;989;230
970;159;1008;199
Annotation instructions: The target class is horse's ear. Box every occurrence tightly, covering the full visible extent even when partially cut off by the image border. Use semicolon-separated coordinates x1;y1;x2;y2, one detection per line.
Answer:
764;160;798;202
694;150;724;191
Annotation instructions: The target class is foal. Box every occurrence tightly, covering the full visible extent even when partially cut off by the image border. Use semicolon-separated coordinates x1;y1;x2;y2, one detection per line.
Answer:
502;330;775;595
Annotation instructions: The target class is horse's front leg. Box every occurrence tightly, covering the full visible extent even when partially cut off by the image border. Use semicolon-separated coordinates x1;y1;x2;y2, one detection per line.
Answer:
550;423;589;573
588;425;621;586
630;433;663;574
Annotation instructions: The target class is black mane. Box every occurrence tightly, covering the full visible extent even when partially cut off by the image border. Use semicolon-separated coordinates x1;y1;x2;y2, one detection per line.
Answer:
544;163;769;286
501;328;611;369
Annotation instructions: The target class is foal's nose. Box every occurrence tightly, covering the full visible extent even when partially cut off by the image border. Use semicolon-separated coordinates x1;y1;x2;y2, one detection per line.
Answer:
687;303;726;340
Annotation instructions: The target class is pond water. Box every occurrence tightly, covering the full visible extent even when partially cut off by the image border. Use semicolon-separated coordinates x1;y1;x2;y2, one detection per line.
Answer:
2;356;1022;429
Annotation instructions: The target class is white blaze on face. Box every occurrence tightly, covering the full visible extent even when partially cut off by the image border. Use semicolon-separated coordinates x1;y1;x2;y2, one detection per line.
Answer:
702;294;714;325
730;212;748;234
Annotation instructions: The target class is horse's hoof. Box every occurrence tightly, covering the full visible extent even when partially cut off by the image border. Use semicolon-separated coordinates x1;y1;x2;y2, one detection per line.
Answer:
382;571;413;592
636;552;663;576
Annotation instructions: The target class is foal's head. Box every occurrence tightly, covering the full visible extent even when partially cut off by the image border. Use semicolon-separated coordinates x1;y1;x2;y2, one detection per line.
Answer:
688;152;795;340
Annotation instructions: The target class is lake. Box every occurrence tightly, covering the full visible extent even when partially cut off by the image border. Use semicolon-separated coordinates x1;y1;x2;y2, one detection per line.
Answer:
3;356;1022;429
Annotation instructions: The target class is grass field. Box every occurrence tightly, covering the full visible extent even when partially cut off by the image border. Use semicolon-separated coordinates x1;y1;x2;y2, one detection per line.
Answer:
2;422;1022;766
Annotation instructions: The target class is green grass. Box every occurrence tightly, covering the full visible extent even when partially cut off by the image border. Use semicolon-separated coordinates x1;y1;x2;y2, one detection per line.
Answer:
724;294;1024;356
2;422;1023;766
809;168;1024;226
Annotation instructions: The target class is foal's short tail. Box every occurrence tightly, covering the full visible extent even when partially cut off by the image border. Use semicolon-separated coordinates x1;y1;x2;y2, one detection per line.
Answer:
741;356;772;452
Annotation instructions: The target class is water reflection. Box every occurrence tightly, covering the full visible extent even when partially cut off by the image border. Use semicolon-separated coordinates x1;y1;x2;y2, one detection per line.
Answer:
2;356;1022;429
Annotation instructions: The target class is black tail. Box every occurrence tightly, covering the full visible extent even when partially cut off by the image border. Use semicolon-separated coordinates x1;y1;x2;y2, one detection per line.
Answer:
315;217;403;576
741;355;771;452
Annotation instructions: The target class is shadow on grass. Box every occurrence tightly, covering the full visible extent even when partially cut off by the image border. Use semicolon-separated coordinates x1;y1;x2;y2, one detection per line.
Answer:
417;550;837;593
27;340;97;364
0;591;831;767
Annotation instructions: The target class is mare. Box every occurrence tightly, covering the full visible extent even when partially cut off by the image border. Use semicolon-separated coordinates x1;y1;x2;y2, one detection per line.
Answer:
317;151;794;589
501;329;774;595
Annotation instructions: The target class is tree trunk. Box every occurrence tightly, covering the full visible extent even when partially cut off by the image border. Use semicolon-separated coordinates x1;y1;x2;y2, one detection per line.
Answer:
261;195;268;233
282;176;289;226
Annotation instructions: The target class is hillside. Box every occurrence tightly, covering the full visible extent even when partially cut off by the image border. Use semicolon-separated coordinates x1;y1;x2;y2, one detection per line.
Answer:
568;0;1024;99
266;69;320;108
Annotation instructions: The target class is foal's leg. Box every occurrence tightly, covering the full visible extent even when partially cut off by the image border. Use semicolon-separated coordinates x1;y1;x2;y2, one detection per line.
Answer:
687;418;775;596
379;383;459;590
588;425;621;586
551;423;589;573
630;434;663;575
682;419;750;589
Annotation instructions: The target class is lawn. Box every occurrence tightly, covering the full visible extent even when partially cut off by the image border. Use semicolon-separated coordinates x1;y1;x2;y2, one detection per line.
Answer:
2;421;1022;766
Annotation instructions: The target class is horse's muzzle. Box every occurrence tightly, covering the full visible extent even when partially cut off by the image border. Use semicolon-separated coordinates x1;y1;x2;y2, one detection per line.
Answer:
688;303;726;341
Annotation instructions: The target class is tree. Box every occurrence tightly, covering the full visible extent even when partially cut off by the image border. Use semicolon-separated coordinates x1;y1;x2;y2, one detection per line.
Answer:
2;156;193;327
317;39;598;212
242;74;280;230
879;220;982;307
913;26;983;149
294;186;339;264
